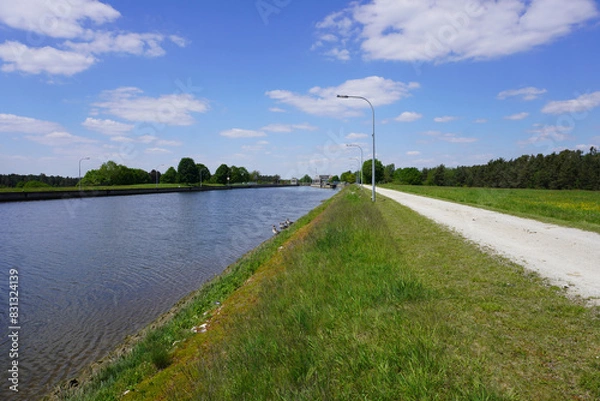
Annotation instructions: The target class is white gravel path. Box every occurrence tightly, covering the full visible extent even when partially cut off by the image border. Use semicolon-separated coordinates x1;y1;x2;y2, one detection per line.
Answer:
376;187;600;305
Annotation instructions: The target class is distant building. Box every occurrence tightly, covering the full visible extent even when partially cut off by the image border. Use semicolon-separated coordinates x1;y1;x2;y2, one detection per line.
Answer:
290;177;298;185
312;174;332;188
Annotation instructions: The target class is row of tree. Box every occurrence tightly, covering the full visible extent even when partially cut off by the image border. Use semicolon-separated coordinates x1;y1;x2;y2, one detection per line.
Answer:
419;148;600;190
340;148;600;191
0;173;78;188
4;148;598;190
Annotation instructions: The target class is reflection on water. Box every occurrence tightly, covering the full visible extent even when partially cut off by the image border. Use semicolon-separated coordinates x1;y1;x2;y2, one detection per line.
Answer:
0;186;335;399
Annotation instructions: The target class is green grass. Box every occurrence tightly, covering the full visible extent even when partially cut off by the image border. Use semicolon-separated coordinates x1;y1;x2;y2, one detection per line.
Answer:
71;185;600;401
47;197;330;401
383;184;600;234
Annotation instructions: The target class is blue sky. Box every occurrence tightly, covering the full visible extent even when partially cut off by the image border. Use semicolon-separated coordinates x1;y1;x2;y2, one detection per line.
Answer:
0;0;599;179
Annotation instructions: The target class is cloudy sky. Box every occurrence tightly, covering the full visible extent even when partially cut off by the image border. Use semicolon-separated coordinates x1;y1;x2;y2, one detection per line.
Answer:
0;0;599;179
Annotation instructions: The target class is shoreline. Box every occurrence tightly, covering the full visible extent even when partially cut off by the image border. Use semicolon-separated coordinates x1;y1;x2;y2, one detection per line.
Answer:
0;183;302;203
43;189;335;400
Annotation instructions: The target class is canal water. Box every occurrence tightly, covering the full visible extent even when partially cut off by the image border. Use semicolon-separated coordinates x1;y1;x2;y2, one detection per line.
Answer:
0;186;336;399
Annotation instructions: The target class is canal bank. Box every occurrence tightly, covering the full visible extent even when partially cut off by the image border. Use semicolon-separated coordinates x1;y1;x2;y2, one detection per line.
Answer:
48;186;600;400
0;183;299;203
45;188;337;400
2;186;337;400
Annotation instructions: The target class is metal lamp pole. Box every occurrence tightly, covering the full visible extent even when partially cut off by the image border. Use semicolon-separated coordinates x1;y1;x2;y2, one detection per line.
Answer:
346;143;363;185
337;95;376;202
79;156;90;191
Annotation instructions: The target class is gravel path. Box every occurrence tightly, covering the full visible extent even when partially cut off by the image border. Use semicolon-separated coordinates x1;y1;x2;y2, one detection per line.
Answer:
377;187;600;305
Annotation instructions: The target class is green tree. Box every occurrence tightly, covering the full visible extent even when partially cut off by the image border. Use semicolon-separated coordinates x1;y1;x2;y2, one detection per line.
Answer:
213;164;230;184
299;174;312;184
178;157;199;184
362;159;384;184
432;164;446;186
196;163;211;183
394;167;422;185
330;175;340;183
383;163;395;183
250;170;261;182
340;170;356;184
230;166;250;183
161;167;178;184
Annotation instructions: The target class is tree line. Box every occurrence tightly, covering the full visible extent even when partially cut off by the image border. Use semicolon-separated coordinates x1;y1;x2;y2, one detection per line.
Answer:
0;173;78;188
341;148;600;191
0;157;284;188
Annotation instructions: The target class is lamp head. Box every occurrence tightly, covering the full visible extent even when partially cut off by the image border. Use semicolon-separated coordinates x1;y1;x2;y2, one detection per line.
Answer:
337;95;349;98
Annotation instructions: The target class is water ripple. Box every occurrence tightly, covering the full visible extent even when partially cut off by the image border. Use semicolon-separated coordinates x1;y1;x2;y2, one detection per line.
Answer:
0;186;335;399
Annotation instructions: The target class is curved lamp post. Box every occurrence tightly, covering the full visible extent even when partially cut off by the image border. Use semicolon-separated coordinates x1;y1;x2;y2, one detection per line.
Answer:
337;95;376;202
79;156;90;191
346;143;363;185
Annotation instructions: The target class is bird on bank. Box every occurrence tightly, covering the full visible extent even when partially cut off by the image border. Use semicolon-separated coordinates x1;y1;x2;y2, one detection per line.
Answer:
272;225;280;235
286;218;293;226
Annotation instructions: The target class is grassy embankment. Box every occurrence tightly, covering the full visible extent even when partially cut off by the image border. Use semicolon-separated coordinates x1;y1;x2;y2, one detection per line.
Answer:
384;184;600;234
57;186;600;400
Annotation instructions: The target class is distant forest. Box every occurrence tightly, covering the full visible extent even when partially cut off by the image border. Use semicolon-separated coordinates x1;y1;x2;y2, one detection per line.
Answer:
2;148;599;190
394;147;600;190
0;173;78;188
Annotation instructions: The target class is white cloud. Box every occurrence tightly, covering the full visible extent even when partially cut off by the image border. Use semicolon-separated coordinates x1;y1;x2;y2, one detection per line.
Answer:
521;124;572;144
473;118;488;123
0;41;95;76
25;131;96;146
169;35;187;47
261;123;318;133
497;87;547;100
504;112;529;120
266;76;419;118
156;139;182;147
395;111;423;122
0;113;63;134
576;144;599;151
64;32;170;57
313;0;598;63
82;117;134;135
269;107;287;113
421;130;477;143
145;147;172;154
0;0;120;39
541;91;600;114
324;48;351;61
406;150;421;156
110;135;133;143
0;1;186;75
220;128;267;138
346;132;368;139
93;87;209;125
434;116;458;123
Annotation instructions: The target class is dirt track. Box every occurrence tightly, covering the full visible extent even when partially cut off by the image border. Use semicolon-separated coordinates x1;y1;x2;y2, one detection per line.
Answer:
377;187;600;305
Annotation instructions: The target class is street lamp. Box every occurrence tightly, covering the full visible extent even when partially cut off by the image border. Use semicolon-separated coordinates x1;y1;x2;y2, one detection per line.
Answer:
79;156;90;191
346;144;363;185
337;95;376;202
155;164;165;189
